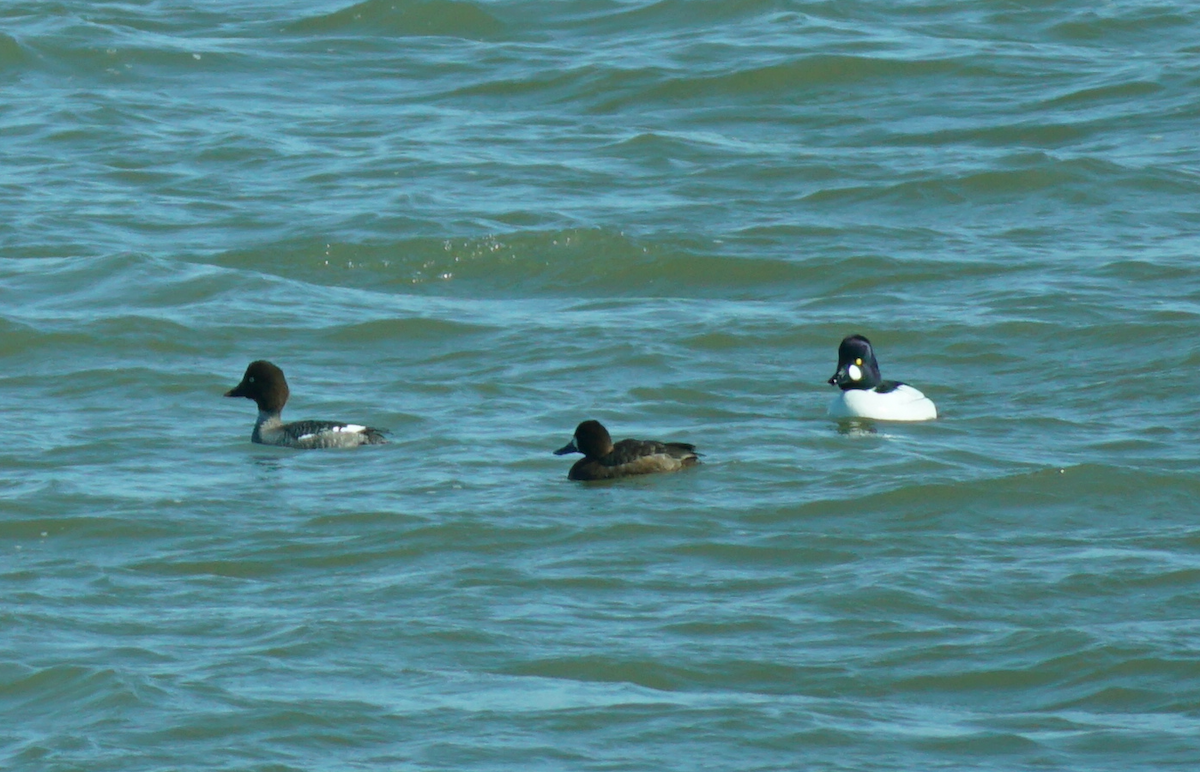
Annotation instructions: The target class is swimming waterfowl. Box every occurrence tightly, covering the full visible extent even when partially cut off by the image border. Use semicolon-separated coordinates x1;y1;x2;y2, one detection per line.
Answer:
827;335;937;421
554;419;700;481
224;360;387;448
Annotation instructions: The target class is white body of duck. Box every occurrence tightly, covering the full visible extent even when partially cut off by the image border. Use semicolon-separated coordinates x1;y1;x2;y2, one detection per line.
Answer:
826;335;937;422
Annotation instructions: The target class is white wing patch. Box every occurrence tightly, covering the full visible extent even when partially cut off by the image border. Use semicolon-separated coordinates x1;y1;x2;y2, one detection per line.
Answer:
334;424;366;433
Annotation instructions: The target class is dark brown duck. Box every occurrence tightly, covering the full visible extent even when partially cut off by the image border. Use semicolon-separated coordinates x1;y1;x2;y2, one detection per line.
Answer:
554;419;700;481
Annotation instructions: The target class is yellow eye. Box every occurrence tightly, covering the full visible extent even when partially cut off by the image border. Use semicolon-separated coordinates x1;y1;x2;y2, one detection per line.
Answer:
854;358;862;366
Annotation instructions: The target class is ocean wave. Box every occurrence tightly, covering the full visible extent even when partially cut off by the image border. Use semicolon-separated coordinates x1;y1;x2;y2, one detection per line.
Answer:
287;0;508;40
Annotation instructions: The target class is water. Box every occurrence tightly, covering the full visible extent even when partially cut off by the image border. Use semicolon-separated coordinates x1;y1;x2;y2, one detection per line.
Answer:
2;1;1200;769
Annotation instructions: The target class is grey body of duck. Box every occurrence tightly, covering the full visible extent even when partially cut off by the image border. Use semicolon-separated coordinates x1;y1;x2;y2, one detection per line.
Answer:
224;360;387;449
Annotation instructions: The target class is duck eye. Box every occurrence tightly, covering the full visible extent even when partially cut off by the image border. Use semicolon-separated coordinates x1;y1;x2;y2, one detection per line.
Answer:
854;358;862;366
248;377;256;383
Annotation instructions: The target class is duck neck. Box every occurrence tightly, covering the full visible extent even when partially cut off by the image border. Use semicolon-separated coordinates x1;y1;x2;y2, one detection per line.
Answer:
251;409;283;443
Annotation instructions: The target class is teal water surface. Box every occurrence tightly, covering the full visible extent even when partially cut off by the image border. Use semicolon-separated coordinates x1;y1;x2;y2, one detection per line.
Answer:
2;1;1200;770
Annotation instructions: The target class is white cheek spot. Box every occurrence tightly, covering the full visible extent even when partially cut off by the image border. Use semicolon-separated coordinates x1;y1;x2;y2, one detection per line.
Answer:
847;364;862;381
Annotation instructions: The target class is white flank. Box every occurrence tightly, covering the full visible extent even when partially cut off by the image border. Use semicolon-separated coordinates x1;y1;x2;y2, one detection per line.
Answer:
828;384;937;422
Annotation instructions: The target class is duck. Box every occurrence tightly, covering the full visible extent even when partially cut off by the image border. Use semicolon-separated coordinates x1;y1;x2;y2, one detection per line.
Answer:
224;360;387;448
827;335;937;421
553;420;700;481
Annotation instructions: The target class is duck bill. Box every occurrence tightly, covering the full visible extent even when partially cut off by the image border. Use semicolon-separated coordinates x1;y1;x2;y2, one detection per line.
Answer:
553;440;578;456
225;382;248;398
828;369;847;387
